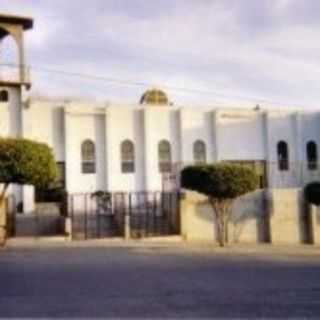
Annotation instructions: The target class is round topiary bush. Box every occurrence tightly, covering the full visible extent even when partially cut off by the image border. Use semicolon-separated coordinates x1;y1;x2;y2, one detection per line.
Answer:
181;163;259;200
181;163;259;246
0;138;57;206
304;182;320;206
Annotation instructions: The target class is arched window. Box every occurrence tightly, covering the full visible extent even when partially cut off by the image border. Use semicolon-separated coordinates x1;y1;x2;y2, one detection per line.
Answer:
81;140;96;174
0;90;8;102
277;141;289;171
193;140;206;164
121;140;135;173
158;140;171;173
307;141;318;170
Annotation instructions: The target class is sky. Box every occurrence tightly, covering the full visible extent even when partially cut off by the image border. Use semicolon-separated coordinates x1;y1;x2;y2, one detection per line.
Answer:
1;0;320;108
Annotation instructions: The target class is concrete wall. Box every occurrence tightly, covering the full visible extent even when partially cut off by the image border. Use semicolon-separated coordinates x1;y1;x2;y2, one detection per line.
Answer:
307;205;320;245
230;190;269;243
268;189;306;244
0;201;6;244
180;188;320;245
180;191;217;241
180;190;268;243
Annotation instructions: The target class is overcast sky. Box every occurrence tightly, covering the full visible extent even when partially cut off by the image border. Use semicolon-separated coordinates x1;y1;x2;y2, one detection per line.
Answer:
1;0;320;108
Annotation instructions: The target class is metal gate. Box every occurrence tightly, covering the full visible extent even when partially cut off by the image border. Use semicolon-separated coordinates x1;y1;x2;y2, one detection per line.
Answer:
68;191;180;240
5;195;16;238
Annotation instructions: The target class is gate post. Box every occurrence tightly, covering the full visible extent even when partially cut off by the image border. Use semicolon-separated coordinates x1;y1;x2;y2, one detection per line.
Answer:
0;200;7;246
124;193;131;240
124;213;130;240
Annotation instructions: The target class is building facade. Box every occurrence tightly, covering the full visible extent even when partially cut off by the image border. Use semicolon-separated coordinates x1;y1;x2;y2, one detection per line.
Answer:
1;14;320;213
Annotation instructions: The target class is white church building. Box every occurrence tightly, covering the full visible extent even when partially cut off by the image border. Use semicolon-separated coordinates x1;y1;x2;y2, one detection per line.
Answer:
1;14;320;214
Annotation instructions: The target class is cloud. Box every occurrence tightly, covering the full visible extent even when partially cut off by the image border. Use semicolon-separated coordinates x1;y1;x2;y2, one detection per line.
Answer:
1;0;320;108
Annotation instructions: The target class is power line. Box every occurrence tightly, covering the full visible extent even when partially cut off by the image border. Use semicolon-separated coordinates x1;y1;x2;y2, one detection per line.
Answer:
0;63;314;108
28;65;292;106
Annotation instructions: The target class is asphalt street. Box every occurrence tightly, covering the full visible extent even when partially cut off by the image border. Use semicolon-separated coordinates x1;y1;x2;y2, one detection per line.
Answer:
1;244;320;318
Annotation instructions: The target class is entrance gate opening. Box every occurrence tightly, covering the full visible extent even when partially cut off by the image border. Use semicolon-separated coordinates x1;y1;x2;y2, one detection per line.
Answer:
68;191;180;240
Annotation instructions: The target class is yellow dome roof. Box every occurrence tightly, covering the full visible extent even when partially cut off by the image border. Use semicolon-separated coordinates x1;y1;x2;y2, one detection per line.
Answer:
140;88;169;105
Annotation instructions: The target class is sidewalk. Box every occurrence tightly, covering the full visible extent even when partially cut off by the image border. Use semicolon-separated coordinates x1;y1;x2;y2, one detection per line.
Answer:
3;235;183;249
3;236;320;257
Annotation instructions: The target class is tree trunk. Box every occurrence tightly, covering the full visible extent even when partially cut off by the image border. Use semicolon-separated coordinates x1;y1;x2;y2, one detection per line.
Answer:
219;216;225;247
210;198;232;247
0;183;9;246
0;183;9;206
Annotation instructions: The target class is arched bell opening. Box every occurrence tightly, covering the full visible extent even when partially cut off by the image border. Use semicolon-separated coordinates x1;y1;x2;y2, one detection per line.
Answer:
0;28;20;83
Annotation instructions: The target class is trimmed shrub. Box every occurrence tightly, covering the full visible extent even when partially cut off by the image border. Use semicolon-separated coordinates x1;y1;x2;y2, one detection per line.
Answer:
181;163;258;246
0;138;57;206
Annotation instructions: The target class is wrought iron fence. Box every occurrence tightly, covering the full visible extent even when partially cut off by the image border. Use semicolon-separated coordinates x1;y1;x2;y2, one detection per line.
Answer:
67;191;180;240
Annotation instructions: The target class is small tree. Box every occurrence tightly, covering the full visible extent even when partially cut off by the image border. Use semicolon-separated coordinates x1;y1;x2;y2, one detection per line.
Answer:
181;163;259;246
91;191;112;214
0;138;57;207
304;182;320;206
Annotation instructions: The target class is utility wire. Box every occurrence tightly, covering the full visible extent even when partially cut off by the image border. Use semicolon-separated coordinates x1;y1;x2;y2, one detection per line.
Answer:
28;65;293;106
0;63;313;108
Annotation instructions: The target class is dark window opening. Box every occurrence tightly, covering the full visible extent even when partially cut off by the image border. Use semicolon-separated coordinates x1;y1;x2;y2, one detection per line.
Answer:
158;140;171;173
307;141;318;170
193;140;206;164
0;90;9;102
121;140;135;173
277;141;289;171
81;140;96;174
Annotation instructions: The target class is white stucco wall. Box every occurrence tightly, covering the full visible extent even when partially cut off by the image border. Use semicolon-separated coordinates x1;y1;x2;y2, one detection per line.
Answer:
216;110;265;161
65;105;106;193
23;100;65;161
106;106;145;191
300;112;320;184
4;92;320;213
144;106;181;191
0;97;10;137
180;107;214;163
0;87;21;137
265;111;299;188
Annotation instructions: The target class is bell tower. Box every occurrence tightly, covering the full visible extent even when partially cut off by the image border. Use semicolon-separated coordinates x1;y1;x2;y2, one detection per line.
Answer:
0;14;33;137
0;14;33;213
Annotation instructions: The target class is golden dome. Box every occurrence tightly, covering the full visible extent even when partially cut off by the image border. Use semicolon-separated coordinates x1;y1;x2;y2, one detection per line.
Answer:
140;88;169;106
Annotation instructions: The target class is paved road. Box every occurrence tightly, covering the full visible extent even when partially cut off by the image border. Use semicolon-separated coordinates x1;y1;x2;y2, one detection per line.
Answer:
1;244;320;318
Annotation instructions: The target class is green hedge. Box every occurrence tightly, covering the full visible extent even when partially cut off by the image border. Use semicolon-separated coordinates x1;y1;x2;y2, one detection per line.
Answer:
181;163;259;199
0;138;57;188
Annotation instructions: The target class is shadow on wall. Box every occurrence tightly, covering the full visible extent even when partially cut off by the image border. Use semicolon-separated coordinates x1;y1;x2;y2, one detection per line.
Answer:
182;190;271;244
299;196;312;244
316;207;320;225
193;199;218;242
230;190;271;243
